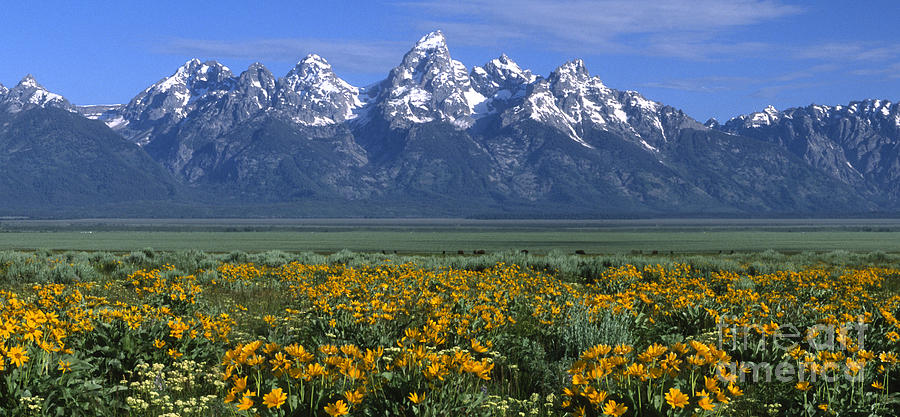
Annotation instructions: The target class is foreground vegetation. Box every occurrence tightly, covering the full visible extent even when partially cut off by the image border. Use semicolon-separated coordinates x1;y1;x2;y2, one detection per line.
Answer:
0;249;898;416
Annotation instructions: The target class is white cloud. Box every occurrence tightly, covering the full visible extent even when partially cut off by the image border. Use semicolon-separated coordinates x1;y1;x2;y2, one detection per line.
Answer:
751;82;825;99
794;42;900;62
640;76;754;92
398;0;802;59
852;62;900;79
156;38;407;75
773;64;840;82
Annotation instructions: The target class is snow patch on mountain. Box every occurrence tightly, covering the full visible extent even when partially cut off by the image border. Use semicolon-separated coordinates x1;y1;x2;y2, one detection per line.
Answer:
120;59;235;126
727;100;898;130
74;31;693;158
498;59;673;150
274;54;363;126
376;30;489;128
0;75;75;113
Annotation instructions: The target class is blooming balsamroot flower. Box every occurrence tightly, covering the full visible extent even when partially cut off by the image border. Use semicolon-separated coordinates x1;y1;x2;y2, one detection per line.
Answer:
263;387;286;409
665;387;689;409
324;399;349;416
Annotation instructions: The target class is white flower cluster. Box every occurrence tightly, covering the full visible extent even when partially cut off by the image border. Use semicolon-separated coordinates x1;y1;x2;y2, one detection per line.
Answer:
481;392;555;416
20;395;43;415
483;393;557;417
122;361;222;416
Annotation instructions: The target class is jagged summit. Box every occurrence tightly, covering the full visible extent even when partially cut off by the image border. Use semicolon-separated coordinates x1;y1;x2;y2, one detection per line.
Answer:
552;59;591;79
716;99;900;199
275;53;363;126
158;59;234;92
411;30;448;54
488;54;534;80
395;30;454;75
724;100;900;130
845;99;897;118
123;59;235;121
83;31;689;153
7;30;898;217
725;104;781;129
548;59;602;94
495;56;692;152
235;62;276;108
302;53;327;62
97;59;238;146
375;30;487;128
725;99;900;130
286;54;340;84
296;54;331;72
471;54;536;100
17;74;42;89
239;62;275;86
0;74;74;113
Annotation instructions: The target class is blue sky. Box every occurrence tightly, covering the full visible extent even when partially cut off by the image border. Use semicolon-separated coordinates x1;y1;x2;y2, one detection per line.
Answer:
2;0;898;121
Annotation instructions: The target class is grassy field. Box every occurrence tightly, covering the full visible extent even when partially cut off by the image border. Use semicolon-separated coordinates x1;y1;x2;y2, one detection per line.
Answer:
2;219;899;416
0;248;898;416
3;218;900;253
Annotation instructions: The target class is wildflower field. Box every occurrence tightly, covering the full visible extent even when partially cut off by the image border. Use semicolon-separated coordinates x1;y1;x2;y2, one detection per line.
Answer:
0;249;898;416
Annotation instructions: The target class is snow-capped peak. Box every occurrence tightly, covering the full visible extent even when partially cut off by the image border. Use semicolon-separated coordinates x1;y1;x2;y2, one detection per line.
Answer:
288;54;341;85
853;99;895;118
553;59;591;80
0;74;74;113
492;54;518;70
17;74;41;89
298;54;330;70
750;105;780;127
378;30;485;128
723;99;900;134
156;59;200;92
724;104;783;129
155;59;234;93
476;54;536;84
500;57;683;151
239;62;275;89
470;54;537;111
118;59;237;132
222;62;276;113
396;30;453;74
486;54;536;83
274;54;362;126
546;60;616;119
413;30;448;54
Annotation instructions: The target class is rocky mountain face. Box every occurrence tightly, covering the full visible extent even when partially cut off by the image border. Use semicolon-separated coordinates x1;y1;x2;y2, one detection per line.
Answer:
716;100;900;202
494;58;701;153
0;107;178;216
0;75;75;114
274;54;364;126
4;30;898;217
365;31;486;129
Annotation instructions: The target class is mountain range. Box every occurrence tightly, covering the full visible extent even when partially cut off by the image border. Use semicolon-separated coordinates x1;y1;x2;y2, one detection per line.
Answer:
1;31;897;218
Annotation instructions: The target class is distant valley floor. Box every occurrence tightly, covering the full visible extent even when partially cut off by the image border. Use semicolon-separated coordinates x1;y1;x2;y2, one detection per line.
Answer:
3;218;900;253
